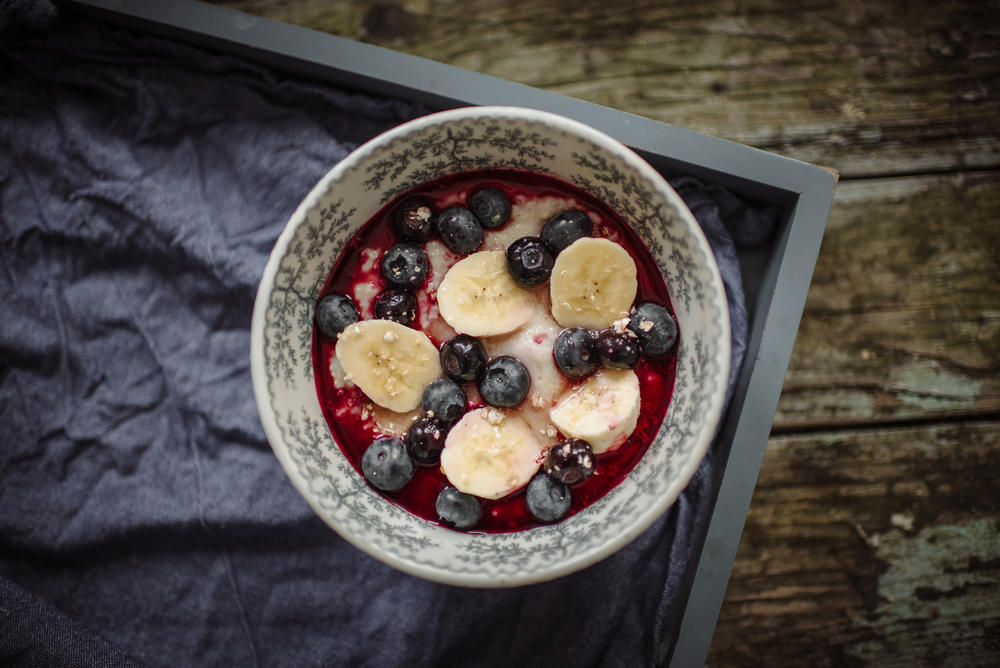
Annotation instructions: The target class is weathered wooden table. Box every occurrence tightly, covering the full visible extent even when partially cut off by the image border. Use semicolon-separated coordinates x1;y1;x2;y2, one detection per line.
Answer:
217;1;1000;664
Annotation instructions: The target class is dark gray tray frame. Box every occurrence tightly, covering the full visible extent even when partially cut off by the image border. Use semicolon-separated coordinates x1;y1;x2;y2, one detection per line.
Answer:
64;1;836;665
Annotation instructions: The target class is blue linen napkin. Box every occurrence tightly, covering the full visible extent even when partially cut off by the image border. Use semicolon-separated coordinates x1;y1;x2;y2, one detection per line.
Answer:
1;5;774;667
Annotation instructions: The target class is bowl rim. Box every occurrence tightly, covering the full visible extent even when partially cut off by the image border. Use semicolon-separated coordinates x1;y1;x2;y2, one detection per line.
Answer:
250;105;730;587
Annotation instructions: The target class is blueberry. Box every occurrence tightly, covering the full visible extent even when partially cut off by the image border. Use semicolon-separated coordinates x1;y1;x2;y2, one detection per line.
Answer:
373;288;417;325
361;437;414;492
541;209;592;255
392;195;436;242
552;327;598;380
315;293;359;337
380;243;429;289
436;486;482;530
422;378;467;424
628;302;679;358
435;206;483;255
439;334;487;383
506;236;554;287
478;355;531;408
596;328;641;369
544;439;596;486
405;416;447;467
468;186;511;229
525;473;571;523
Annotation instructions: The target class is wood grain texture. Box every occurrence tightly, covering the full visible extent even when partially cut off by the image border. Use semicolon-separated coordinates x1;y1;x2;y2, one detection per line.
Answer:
775;171;1000;429
709;422;1000;667
214;0;1000;178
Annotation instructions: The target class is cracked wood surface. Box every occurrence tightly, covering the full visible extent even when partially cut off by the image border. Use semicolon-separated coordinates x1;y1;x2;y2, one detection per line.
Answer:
775;170;1000;430
720;423;1000;665
216;0;1000;665
217;0;1000;178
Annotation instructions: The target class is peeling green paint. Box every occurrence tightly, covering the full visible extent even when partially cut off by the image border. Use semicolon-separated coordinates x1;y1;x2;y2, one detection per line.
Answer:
849;518;1000;666
888;363;984;411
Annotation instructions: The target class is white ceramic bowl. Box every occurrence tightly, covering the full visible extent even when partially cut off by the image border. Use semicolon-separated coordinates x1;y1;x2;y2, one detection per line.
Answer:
250;106;729;587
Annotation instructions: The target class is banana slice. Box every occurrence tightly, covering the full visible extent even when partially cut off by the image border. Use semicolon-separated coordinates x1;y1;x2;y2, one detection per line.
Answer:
436;250;536;337
335;319;440;413
549;237;638;329
440;408;544;500
369;404;423;437
549;369;640;454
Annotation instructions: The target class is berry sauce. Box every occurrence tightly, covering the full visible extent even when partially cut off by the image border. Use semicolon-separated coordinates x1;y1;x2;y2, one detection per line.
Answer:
312;169;678;533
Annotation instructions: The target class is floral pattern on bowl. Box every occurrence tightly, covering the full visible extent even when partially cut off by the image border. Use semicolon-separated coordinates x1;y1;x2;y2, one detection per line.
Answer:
250;106;729;587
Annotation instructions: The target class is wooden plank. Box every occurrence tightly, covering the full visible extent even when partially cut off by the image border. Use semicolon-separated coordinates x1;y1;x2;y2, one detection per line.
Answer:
212;0;1000;178
774;170;1000;428
709;421;1000;667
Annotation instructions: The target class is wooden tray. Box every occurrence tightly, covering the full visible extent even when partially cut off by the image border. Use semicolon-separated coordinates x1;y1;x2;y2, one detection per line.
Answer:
65;1;836;664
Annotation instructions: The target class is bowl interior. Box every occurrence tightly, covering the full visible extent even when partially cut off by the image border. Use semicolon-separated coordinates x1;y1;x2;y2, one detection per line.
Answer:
250;107;730;587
